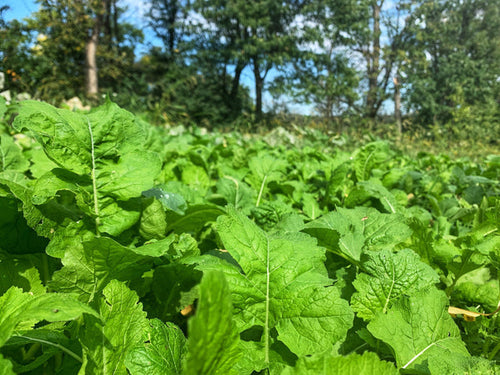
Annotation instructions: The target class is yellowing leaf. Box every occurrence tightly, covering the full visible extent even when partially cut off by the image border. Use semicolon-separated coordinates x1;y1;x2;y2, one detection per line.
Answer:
448;304;500;321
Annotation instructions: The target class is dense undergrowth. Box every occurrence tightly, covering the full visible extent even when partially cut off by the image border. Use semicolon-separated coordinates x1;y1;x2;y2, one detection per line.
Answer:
0;99;499;374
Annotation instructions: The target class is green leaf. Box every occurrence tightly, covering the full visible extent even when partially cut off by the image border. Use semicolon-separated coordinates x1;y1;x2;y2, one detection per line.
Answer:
125;319;186;375
0;134;30;173
139;198;167;240
428;354;498;375
215;176;255;215
207;208;353;370
246;154;287;206
303;207;411;264
142;187;187;215
0;254;45;296
367;288;469;371
0;96;6;119
28;147;58;179
0;353;15;375
0;286;98;347
79;280;148;375
353;142;392;182
166;204;225;234
282;351;398;374
0;178;60;239
50;237;153;302
345;181;400;214
351;249;440;320
184;271;241;374
12;100;162;236
181;164;210;193
4;329;78;368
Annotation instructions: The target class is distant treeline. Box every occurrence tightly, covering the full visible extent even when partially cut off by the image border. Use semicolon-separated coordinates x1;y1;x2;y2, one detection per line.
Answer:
0;0;498;141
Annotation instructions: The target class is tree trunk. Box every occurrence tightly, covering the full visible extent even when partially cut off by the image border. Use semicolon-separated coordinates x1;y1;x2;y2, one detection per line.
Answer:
85;16;100;98
366;1;381;119
253;59;263;120
394;74;401;139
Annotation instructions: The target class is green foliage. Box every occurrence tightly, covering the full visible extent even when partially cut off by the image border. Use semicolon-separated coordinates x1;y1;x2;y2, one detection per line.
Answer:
403;0;500;138
0;99;499;374
1;0;143;103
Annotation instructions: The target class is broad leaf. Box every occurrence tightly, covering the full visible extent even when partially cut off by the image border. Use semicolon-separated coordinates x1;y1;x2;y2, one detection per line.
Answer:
203;208;353;371
0;287;97;347
352;249;439;320
12;100;162;236
79;280;148;375
0;134;29;174
184;271;241;374
304;207;411;264
166;204;225;234
353;142;392;182
282;351;398;374
125;319;186;375
367;288;469;371
50;237;153;302
0;255;45;296
0;353;15;375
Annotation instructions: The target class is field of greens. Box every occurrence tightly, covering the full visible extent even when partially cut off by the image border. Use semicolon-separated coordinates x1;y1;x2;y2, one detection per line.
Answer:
0;99;499;374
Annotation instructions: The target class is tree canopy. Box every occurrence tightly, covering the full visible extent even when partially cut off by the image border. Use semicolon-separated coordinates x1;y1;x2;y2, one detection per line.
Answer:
0;0;498;138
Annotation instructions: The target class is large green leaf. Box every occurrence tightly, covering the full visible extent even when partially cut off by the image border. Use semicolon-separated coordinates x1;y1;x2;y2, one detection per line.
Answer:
0;134;29;174
201;208;353;371
367;288;469;371
12;100;162;236
0;286;98;347
0;353;15;375
184;271;241;374
125;319;186;375
0;254;45;296
246;154;287;206
214;176;255;215
78;280;148;375
165;204;225;234
351;249;440;320
303;207;411;264
50;236;153;302
353;142;392;182
282;351;398;374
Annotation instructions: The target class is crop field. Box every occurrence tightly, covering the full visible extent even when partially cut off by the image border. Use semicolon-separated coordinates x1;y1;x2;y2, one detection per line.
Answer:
0;99;499;374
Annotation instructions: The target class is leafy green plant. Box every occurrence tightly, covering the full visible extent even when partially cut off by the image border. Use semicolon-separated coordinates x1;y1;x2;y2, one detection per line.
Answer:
0;99;499;374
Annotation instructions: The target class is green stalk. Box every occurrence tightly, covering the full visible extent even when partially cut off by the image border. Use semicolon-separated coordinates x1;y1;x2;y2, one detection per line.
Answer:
15;336;82;363
87;118;100;235
256;175;267;207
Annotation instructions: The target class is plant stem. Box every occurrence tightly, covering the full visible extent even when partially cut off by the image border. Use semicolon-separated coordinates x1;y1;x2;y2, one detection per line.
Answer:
15;336;83;363
256;175;267;207
87;118;100;235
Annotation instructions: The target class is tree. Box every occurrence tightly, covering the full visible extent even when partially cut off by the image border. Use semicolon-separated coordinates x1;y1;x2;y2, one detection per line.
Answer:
143;0;251;124
0;6;33;95
270;0;362;124
191;0;309;120
5;0;143;102
403;0;500;131
148;0;188;60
